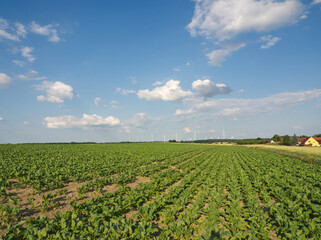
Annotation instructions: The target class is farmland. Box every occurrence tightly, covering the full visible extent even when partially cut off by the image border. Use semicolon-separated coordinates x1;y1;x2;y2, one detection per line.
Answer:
1;143;321;239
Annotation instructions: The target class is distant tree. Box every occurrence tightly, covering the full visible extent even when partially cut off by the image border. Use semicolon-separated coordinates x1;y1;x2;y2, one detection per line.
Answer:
313;134;321;137
272;134;281;142
256;137;262;140
168;140;176;143
298;135;307;138
281;135;291;146
291;134;298;146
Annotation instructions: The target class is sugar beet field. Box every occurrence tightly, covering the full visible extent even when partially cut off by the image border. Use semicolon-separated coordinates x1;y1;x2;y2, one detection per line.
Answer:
1;143;321;239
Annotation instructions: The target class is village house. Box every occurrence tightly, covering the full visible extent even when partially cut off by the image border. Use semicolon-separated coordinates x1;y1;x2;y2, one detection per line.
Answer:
298;137;321;147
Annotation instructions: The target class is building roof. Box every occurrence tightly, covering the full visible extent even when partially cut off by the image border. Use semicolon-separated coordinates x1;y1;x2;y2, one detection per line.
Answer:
314;137;321;144
298;137;308;143
300;137;321;145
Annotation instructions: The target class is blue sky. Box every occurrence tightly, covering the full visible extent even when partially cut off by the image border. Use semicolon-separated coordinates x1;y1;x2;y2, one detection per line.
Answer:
1;0;321;143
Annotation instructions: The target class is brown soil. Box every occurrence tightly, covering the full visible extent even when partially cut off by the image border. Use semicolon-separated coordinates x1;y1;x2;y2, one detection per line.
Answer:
127;176;151;189
125;210;138;220
269;230;279;240
0;178;120;238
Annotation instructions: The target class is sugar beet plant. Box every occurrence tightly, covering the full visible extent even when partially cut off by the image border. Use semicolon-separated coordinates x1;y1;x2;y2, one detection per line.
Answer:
0;143;321;239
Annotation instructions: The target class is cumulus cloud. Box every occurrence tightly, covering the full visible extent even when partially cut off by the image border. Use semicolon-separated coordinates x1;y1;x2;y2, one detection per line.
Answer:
30;21;60;42
116;88;136;95
260;35;281;49
17;70;47;81
137;80;193;101
176;89;321;118
0;117;4;121
94;97;102;106
192;79;232;97
0;73;12;89
44;114;120;129
36;81;74;103
207;42;246;66
187;0;305;41
183;127;191;133
187;0;305;66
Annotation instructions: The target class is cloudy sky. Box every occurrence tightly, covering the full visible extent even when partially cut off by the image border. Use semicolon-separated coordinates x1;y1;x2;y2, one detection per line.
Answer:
1;0;321;143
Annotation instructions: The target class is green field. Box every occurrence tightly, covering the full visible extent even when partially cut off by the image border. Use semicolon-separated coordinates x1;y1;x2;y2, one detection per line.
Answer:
1;143;321;239
246;144;321;166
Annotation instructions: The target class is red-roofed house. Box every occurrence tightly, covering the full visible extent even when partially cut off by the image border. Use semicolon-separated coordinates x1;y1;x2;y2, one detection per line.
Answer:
299;137;321;147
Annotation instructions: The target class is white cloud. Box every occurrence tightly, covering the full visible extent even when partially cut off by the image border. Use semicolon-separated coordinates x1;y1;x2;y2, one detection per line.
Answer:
17;70;47;81
312;0;321;5
293;125;303;130
153;81;163;86
186;61;191;66
206;42;246;66
173;66;181;72
183;127;191;133
260;35;281;49
15;22;27;38
0;73;12;89
192;79;232;97
24;121;28;125
0;18;9;29
120;113;160;133
137;80;193;101
36;81;74;103
187;0;305;66
0;117;4;121
44;114;120;129
30;21;60;42
238;89;244;93
110;100;120;109
12;60;26;67
176;89;321;118
94;97;102;106
0;29;19;41
0;18;27;41
0;18;19;41
116;88;136;95
20;47;35;62
187;0;305;41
